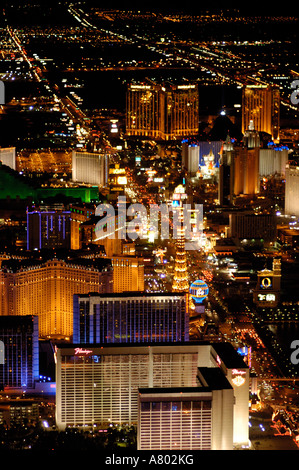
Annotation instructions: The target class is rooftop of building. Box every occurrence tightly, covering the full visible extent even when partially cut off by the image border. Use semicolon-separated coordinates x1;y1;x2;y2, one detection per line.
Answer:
138;367;233;393
0;315;38;326
56;341;249;371
0;252;111;273
212;342;249;369
74;291;187;299
197;367;233;390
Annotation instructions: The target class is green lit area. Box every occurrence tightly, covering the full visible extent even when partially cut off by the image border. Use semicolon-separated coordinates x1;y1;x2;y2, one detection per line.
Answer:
0;163;99;203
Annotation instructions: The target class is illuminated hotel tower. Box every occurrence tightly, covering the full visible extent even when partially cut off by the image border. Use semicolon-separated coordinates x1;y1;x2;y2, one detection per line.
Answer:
285;165;299;218
0;315;39;389
242;84;280;142
172;186;189;293
73;292;189;344
126;80;199;140
71;150;109;187
164;82;199;140
0;258;113;339
126;81;163;139
27;205;71;251
55;341;249;449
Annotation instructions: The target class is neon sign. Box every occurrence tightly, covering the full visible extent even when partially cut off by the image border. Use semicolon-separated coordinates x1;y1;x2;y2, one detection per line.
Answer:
232;375;245;387
74;348;93;356
216;355;222;367
231;369;246;387
261;277;272;288
258;293;276;302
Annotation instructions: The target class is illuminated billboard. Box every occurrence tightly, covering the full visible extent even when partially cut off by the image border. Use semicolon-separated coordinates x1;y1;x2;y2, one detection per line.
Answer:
117;176;127;185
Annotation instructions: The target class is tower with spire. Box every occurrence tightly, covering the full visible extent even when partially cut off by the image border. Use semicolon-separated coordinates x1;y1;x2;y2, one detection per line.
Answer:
172;185;189;293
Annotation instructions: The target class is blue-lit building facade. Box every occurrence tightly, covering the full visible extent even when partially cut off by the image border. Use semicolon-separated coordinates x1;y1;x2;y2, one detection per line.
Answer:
0;315;39;390
26;205;71;251
73;292;189;344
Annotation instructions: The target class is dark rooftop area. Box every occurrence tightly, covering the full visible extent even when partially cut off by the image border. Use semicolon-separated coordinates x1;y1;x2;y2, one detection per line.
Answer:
197;367;233;390
212;342;249;369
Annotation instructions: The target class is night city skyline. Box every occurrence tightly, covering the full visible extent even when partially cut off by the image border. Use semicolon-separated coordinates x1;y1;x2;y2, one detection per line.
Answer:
0;0;298;460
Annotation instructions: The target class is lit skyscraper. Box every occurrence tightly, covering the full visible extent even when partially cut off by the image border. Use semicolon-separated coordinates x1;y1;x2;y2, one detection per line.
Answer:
0;258;113;339
73;292;189;344
0;315;39;390
138;369;234;450
242;84;280;142
164;83;199;140
172;220;189;292
126;81;163;139
172;186;189;293
27;205;71;251
233;146;260;196
126;80;199;140
111;256;145;293
259;145;288;178
285;165;299;218
72;150;109;187
55;342;250;449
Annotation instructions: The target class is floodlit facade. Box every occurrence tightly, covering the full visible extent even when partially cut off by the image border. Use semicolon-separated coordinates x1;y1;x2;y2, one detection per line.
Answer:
73;292;189;344
126;82;163;139
72;150;109;186
233;146;260;196
0;147;16;171
285;165;299;218
126;81;199;140
181;143;200;176
259;147;288;178
164;83;199;140
0;258;113;339
55;342;249;449
138;389;214;450
138;368;234;450
242;84;280;141
111;256;144;292
78;210;126;257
